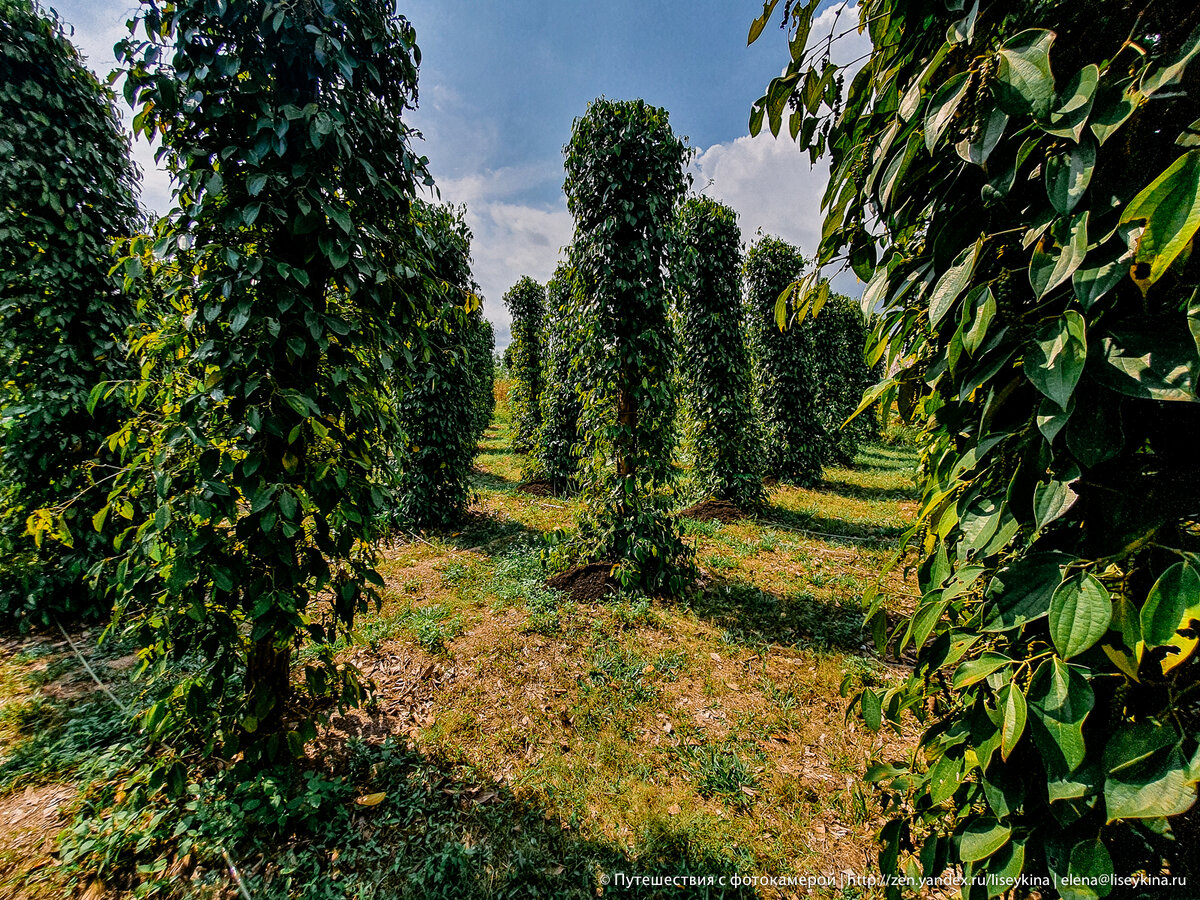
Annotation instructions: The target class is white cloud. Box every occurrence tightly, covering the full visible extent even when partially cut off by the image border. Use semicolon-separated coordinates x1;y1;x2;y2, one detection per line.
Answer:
425;167;572;349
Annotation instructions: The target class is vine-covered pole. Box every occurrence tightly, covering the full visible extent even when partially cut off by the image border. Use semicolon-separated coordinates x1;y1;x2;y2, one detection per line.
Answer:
564;98;692;594
672;197;764;509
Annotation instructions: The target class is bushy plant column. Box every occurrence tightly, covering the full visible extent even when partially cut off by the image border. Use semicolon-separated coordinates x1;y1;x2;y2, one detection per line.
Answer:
502;276;545;453
744;236;825;486
393;201;480;528
0;0;140;625
466;315;496;444
109;0;434;760
809;293;874;466
672;197;764;509
564;98;691;594
533;262;584;493
753;0;1200;889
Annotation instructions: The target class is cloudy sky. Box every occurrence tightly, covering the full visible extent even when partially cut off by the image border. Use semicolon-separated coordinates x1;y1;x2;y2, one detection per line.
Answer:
54;0;868;348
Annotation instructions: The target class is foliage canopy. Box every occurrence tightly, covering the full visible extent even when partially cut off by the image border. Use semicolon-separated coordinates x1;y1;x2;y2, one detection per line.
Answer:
752;0;1200;891
564;98;692;594
0;0;141;625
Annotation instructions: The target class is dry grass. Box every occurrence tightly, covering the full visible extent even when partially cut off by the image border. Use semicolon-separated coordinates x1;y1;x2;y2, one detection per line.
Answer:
333;385;922;894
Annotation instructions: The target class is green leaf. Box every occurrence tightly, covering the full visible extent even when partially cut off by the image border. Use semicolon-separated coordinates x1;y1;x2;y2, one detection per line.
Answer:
1140;22;1200;96
1090;81;1140;145
995;29;1056;119
959;818;1012;862
1037;395;1074;443
929;240;981;327
1045;64;1099;141
952;651;1012;689
1029;211;1089;298
1028;658;1094;772
247;172;268;196
1049;573;1113;659
1120;150;1200;286
326;203;352;234
747;0;781;45
956;105;1008;167
999;683;1027;761
929;752;963;804
962;285;995;355
1140;562;1200;647
983;552;1070;631
1025;310;1087;408
1072;233;1131;309
1045;134;1096;215
1092;319;1200;403
925;72;970;153
1105;741;1196;822
1065;838;1114;900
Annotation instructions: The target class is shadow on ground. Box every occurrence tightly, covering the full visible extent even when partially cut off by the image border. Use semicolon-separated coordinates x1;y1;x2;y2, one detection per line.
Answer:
759;504;907;547
685;576;867;655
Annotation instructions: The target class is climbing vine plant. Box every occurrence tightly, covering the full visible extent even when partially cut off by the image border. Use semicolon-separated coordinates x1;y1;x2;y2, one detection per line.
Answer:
752;0;1200;892
672;197;764;510
809;293;875;466
87;0;436;762
393;200;481;529
533;261;583;493
564;98;692;594
503;275;545;454
745;235;825;487
0;0;141;625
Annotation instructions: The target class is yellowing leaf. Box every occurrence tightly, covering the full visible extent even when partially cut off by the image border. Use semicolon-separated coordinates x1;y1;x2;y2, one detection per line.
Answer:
1121;150;1200;287
354;792;386;807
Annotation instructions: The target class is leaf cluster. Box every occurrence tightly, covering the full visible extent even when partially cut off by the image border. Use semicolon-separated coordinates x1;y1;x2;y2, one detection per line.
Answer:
563;98;693;594
671;197;765;510
744;236;825;487
0;0;141;625
502;275;546;454
753;0;1200;889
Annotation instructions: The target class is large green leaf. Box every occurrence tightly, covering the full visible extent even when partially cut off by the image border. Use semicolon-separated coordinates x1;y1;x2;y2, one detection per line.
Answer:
1025;310;1087;408
929;240;980;327
1089;80;1139;145
1105;739;1197;822
983;552;1070;632
995;29;1056;118
1030;212;1088;298
1063;838;1114;900
1092;318;1200;403
1033;477;1079;531
999;683;1027;761
958;818;1012;862
957;105;1008;166
925;72;970;153
1140;21;1200;96
1072;233;1131;310
1028;658;1094;772
1045;64;1099;141
1140;562;1200;647
1045;134;1096;215
1049;573;1112;659
952;651;1013;689
1120;150;1200;286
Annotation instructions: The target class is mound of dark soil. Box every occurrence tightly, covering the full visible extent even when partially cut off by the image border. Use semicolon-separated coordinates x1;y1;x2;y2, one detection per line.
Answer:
679;499;748;524
546;561;619;602
517;479;556;497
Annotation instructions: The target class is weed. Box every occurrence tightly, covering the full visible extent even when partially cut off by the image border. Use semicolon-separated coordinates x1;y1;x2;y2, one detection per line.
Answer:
679;517;720;538
676;740;761;799
703;553;738;571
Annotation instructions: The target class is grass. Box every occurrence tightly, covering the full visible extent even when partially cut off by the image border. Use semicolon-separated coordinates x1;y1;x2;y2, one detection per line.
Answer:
0;385;919;899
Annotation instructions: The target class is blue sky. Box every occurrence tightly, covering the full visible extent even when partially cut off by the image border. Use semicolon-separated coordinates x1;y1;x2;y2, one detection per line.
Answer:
54;0;867;347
